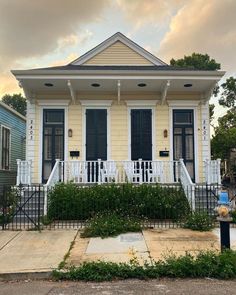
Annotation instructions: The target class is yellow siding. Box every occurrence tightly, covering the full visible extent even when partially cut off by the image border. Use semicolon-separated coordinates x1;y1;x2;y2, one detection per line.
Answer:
84;41;154;65
68;103;82;159
31;93;207;183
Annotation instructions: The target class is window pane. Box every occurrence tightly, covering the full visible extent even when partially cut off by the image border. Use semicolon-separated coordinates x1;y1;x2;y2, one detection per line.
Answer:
174;135;182;160
1;127;10;170
174;111;192;124
185;135;194;160
44;110;64;124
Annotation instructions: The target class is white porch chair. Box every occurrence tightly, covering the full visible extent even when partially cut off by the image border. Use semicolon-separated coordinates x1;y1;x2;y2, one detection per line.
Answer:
69;161;88;183
147;161;164;183
123;161;143;183
100;161;118;183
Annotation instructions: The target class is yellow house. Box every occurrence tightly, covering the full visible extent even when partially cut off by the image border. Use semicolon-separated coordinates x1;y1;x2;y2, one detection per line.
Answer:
12;32;224;193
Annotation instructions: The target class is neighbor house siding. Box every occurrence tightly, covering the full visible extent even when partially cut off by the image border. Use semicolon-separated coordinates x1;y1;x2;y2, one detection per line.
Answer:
84;41;154;65
0;105;26;188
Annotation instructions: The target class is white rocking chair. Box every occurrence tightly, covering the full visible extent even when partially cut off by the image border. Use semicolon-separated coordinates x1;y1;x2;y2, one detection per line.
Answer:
100;161;118;183
123;161;143;183
147;161;164;183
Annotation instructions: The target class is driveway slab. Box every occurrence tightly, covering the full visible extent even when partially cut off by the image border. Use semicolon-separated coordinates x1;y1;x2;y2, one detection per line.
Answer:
0;230;77;274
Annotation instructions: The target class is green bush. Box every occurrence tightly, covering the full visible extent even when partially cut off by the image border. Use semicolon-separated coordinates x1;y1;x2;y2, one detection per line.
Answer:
47;183;190;221
81;213;142;238
183;212;214;231
53;250;236;281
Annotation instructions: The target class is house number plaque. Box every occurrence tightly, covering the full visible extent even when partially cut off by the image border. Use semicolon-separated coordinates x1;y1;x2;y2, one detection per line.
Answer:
202;119;207;141
29;119;34;140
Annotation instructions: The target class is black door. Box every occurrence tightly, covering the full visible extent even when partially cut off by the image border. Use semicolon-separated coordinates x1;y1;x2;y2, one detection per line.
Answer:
86;109;107;161
131;109;152;160
173;110;195;181
42;110;64;183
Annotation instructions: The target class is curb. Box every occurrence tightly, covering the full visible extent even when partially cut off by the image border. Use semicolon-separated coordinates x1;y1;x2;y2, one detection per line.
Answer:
0;271;52;281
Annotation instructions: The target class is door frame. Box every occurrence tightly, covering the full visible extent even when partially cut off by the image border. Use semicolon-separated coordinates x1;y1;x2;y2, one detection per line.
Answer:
39;104;68;184
82;103;111;161
128;106;155;161
169;106;199;183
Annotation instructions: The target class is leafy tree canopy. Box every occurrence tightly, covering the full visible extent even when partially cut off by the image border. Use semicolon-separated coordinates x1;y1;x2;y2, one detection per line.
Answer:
211;127;236;160
170;53;221;70
218;76;236;108
1;93;26;116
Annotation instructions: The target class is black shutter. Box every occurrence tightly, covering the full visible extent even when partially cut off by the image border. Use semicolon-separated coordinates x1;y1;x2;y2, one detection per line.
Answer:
131;109;152;160
86;109;107;161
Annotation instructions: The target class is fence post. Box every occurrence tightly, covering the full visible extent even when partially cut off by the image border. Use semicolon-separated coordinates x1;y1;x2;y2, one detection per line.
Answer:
43;185;48;216
16;159;21;185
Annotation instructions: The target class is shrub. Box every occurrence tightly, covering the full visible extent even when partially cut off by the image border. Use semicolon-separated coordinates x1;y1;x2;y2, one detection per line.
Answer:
81;213;142;238
232;210;236;223
183;212;214;231
47;183;190;221
53;250;236;281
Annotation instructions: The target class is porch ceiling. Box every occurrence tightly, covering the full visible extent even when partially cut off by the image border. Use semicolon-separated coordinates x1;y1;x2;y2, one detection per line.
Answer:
16;76;220;94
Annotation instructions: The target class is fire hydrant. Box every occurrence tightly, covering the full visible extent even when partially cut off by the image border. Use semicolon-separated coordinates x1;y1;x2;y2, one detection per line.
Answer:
215;189;233;251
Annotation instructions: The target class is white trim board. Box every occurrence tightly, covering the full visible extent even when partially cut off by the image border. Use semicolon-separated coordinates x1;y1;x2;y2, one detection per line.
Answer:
80;100;112;107
169;106;199;183
125;100;158;107
127;106;155;161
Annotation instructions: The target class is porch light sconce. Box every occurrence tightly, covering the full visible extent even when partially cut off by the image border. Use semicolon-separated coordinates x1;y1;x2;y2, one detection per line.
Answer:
163;129;168;138
68;129;73;137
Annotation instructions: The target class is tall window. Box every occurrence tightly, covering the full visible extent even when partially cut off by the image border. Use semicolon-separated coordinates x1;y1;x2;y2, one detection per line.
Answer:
1;126;10;170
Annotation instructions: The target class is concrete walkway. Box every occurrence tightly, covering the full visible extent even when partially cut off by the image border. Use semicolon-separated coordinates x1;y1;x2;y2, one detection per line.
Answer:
68;228;222;266
0;230;77;274
1;228;236;277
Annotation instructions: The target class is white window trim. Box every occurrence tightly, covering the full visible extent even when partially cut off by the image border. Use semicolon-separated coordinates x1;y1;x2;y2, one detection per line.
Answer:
0;124;11;171
125;100;157;107
82;106;111;161
80;100;112;107
39;105;68;183
127;106;155;161
169;106;199;183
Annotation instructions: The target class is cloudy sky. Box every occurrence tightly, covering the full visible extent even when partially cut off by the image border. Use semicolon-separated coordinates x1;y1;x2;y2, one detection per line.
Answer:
0;0;235;121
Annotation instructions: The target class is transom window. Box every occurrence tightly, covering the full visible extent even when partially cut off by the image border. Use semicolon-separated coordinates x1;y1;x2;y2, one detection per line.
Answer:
1;126;10;170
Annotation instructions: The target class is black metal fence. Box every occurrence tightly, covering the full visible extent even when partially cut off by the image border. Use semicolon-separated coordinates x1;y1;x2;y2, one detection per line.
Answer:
0;183;221;231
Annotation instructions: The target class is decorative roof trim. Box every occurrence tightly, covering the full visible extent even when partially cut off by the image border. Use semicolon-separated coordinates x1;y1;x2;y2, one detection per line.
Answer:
70;32;167;66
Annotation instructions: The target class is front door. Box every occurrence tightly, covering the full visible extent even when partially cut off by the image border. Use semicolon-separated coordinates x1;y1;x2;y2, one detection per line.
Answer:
131;109;152;160
86;109;107;161
173;110;195;181
42;109;64;183
86;109;107;182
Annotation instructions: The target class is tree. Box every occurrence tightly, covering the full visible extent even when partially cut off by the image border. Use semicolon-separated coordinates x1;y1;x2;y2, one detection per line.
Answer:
211;127;236;160
2;93;26;116
170;53;221;70
218;76;236;108
209;104;215;123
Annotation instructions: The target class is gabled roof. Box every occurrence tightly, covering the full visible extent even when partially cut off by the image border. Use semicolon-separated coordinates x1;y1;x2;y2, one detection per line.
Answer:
70;32;167;66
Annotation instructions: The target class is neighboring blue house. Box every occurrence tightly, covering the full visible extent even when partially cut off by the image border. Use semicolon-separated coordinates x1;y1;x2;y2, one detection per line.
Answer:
0;101;26;189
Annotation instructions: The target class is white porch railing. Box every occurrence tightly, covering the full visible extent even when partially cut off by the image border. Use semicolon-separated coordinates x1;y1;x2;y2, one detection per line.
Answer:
57;159;180;185
179;159;195;209
16;159;32;185
204;159;221;185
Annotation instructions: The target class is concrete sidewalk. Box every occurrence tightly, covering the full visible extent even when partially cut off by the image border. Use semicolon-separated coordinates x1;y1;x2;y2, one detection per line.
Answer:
0;230;77;275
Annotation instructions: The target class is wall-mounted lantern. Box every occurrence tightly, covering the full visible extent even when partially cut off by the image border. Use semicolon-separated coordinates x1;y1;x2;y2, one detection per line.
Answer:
163;129;168;138
68;129;73;137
